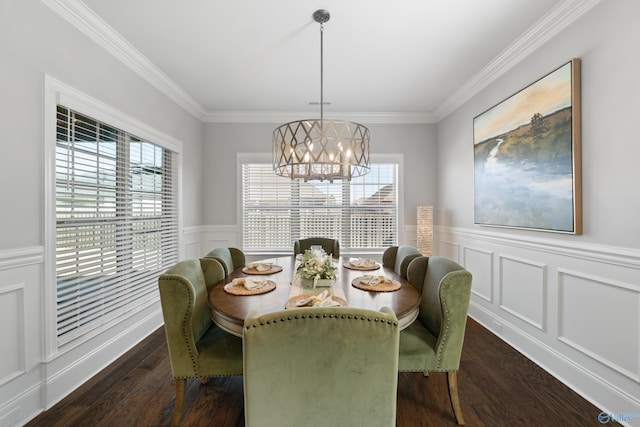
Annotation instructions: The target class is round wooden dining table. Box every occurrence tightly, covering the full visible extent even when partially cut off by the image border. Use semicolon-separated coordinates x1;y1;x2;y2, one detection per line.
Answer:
208;255;421;337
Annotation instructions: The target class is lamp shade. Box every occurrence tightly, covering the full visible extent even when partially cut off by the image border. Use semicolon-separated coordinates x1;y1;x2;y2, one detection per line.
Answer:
417;205;433;256
273;118;370;182
272;10;370;182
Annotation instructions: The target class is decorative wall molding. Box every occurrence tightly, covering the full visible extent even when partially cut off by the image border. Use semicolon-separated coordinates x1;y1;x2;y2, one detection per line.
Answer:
469;302;640;418
0;244;163;426
42;0;603;124
557;268;640;382
0;283;26;386
442;225;640;420
498;254;547;331
439;225;640;269
434;0;604;120
41;0;205;120
462;246;494;303
0;247;43;271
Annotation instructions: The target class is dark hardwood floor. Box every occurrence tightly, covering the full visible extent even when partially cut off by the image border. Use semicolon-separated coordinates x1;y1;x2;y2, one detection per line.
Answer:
26;318;614;427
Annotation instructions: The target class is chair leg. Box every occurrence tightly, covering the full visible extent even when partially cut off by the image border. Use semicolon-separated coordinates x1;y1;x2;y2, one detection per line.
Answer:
446;371;465;425
172;378;186;427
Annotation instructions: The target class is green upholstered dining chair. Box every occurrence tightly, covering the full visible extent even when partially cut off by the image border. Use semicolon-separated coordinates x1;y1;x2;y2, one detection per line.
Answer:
293;237;340;258
243;307;399;427
204;246;246;277
399;256;472;425
382;245;422;278
158;258;243;427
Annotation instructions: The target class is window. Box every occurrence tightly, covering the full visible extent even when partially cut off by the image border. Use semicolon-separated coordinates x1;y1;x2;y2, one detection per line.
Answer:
240;155;400;253
53;106;179;346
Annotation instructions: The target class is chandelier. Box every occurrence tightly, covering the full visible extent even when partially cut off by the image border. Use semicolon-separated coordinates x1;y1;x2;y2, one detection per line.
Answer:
273;9;370;182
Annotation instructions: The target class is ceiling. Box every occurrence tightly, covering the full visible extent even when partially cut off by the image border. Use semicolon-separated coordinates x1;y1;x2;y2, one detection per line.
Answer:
58;0;595;123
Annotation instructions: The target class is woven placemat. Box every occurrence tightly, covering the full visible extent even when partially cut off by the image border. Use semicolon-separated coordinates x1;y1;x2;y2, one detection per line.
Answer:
223;279;276;296
351;277;401;292
343;261;380;271
242;265;284;275
285;294;348;309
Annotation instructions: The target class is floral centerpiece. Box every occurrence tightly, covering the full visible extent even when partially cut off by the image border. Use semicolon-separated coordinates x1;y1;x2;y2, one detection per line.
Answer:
295;249;337;287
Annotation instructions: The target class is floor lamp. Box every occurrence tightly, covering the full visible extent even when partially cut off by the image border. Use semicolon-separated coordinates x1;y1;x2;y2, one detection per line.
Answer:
417;206;433;256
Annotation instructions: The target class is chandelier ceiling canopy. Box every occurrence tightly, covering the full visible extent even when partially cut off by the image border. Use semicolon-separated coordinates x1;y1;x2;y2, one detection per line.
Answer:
272;9;370;182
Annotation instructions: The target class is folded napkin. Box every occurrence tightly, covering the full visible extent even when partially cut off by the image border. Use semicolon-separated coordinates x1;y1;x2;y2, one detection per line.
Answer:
249;262;273;272
359;275;388;286
232;277;268;290
295;290;342;307
351;258;377;268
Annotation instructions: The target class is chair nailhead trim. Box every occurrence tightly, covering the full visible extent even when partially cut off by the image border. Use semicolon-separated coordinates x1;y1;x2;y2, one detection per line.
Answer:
247;313;400;329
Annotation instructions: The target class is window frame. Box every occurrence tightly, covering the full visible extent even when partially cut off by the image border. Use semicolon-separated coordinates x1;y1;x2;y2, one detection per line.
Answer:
44;75;183;357
236;152;404;257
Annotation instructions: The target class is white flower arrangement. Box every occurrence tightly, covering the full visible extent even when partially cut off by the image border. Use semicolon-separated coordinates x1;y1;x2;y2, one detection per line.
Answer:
295;249;337;285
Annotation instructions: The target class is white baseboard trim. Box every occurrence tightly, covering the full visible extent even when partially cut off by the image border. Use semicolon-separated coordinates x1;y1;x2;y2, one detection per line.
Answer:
469;303;640;427
41;308;163;410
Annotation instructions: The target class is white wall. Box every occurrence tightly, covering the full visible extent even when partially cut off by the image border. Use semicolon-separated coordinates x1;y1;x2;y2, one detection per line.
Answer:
0;2;204;425
437;0;640;423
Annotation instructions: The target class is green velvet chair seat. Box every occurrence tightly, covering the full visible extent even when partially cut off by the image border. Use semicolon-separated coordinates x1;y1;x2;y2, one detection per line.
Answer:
397;321;438;371
194;326;244;375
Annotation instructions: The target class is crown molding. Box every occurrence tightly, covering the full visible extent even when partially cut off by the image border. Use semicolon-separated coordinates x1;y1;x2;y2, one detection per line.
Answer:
201;110;438;124
43;0;602;125
42;0;207;120
434;0;603;121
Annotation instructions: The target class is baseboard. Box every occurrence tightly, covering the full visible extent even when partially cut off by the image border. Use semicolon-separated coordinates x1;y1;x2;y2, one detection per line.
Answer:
469;303;640;427
29;309;163;425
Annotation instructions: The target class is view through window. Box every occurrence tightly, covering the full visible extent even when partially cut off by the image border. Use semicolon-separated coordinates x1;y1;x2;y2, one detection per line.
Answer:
241;159;399;253
55;106;178;346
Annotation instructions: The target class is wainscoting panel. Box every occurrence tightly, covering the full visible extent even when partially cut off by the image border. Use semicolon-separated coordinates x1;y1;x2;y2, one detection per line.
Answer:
462;246;493;303
499;255;546;331
0;248;43;427
438;226;640;421
184;239;202;260
438;239;460;263
557;269;639;381
202;226;239;255
0;246;165;427
0;283;25;385
183;225;238;260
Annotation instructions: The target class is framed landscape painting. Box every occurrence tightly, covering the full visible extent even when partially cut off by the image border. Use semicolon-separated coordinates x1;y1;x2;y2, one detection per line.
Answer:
473;58;582;234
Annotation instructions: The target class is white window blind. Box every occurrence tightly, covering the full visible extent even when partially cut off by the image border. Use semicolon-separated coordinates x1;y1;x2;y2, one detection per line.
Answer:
55;106;178;345
241;161;398;252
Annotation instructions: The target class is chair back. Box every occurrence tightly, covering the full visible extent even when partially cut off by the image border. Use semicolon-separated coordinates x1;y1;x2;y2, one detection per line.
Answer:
408;256;472;369
293;237;340;258
204;247;246;276
158;258;225;377
382;245;421;278
243;307;399;427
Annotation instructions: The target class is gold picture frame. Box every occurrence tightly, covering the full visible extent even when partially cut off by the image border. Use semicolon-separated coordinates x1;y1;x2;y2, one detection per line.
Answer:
473;58;582;234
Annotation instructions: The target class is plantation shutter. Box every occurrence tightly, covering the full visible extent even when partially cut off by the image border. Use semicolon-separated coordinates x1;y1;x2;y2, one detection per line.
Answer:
55;106;178;345
242;161;398;252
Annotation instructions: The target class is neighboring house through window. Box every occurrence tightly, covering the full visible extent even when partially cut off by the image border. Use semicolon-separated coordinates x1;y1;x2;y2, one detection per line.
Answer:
239;154;402;254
